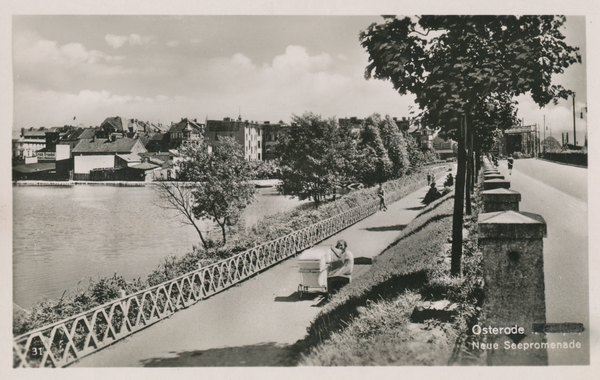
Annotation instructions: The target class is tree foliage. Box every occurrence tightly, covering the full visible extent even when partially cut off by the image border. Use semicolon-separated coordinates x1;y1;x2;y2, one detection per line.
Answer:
542;136;562;152
360;15;581;275
276;113;350;208
155;137;256;247
357;117;394;186
362;16;580;119
355;114;416;185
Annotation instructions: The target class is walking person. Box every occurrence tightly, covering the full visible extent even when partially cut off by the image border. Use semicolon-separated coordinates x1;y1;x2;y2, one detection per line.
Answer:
508;154;514;175
377;184;387;211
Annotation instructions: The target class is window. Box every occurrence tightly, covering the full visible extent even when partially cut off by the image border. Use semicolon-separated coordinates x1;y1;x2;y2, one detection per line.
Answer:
258;141;261;148
258;153;261;160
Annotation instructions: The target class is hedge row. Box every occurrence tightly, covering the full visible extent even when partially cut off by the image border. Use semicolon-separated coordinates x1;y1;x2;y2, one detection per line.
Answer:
542;152;587;167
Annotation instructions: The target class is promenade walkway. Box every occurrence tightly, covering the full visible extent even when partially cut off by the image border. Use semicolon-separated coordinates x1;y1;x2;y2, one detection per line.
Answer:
71;169;452;367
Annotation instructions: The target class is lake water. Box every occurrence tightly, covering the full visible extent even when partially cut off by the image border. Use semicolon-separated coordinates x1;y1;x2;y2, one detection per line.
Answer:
13;185;308;309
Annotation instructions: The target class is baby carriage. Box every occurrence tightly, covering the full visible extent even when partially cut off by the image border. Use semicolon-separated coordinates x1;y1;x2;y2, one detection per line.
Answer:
297;245;333;299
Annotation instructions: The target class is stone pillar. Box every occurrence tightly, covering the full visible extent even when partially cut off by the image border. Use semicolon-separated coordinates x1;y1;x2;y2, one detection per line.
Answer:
484;174;505;180
481;188;521;212
478;210;548;365
483;169;500;175
483;179;511;190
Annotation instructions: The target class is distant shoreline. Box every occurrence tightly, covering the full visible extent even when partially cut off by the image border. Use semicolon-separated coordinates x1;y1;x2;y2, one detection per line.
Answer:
12;179;282;187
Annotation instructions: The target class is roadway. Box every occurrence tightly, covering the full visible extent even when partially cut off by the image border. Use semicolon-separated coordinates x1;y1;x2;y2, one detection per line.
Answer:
495;158;589;365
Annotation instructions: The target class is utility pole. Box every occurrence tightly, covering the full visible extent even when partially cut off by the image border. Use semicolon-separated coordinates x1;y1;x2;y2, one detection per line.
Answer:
572;92;577;147
543;115;546;154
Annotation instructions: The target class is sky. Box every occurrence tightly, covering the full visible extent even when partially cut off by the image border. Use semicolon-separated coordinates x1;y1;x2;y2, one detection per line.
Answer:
9;14;588;145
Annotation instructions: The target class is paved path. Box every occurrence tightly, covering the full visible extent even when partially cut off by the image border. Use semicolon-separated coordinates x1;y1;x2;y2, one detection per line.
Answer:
70;169;452;367
495;158;589;365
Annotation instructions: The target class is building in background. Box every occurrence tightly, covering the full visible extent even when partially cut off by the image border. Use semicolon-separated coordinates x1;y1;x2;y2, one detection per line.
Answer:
13;127;63;160
432;135;458;159
12;129;73;180
205;116;264;161
503;125;537;156
71;135;147;181
262;121;289;160
408;124;435;151
167;118;205;150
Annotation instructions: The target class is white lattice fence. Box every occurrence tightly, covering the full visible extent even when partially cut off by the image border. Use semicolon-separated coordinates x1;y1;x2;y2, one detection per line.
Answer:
13;196;387;368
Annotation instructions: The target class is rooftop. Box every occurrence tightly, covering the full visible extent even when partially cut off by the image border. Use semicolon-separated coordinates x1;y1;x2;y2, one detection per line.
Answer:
72;137;143;154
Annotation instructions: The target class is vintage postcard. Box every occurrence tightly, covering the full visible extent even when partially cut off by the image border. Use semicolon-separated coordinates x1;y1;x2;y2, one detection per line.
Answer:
3;0;598;379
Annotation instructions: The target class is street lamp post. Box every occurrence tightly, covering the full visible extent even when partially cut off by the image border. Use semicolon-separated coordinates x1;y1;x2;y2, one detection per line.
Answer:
572;93;577;147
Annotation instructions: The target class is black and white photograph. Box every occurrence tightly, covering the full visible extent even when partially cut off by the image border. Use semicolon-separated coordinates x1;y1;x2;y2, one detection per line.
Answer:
3;0;597;377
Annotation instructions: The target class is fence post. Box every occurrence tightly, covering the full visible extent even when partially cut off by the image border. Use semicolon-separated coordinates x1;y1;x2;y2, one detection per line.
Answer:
483;178;511;191
477;210;548;365
483;173;505;181
481;188;521;213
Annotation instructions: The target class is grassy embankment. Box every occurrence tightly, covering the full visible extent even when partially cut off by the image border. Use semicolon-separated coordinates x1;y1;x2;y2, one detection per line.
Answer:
292;181;485;366
13;165;449;337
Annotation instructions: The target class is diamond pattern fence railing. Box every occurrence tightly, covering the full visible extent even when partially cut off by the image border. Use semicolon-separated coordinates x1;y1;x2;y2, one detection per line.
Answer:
13;178;428;368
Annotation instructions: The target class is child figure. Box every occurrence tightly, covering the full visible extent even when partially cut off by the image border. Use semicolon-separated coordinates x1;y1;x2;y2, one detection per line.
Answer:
377;184;387;211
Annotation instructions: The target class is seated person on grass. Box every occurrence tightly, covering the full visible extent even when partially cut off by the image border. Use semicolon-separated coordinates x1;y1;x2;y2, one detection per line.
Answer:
422;182;442;205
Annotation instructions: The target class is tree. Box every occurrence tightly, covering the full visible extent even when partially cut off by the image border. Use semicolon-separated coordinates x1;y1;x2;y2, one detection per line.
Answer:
357;117;393;186
361;16;581;276
405;132;427;168
155;137;256;247
375;114;412;177
154;176;210;248
276;113;349;208
542;136;562;152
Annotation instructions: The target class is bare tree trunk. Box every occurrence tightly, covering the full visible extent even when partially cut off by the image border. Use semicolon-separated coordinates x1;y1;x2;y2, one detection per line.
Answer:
220;223;227;246
155;179;209;249
451;114;467;277
474;136;481;184
192;219;209;248
465;124;474;215
470;127;476;190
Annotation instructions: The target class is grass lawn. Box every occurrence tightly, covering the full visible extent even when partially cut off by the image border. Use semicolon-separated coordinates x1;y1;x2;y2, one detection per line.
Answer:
293;192;485;366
